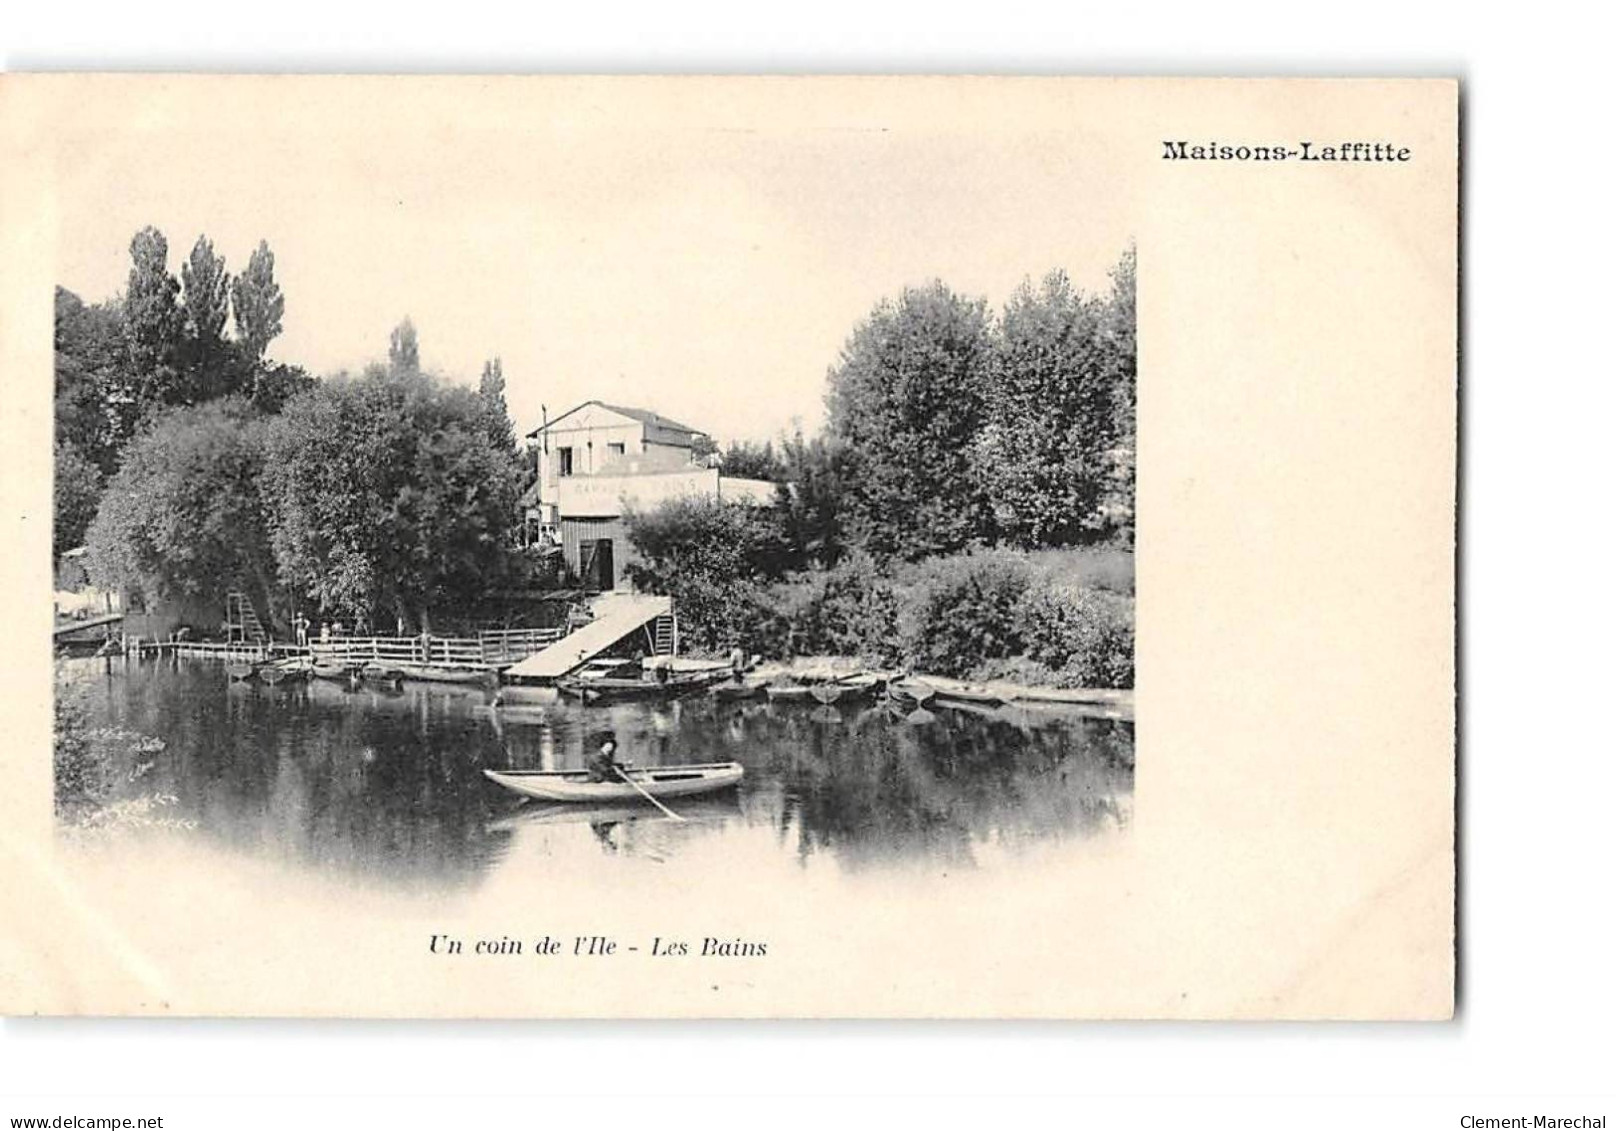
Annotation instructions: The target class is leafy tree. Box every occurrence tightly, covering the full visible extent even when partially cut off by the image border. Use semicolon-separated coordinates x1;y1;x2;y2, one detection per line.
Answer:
388;317;420;375
259;365;522;632
689;432;718;461
249;362;317;415
1097;245;1136;544
478;357;515;451
180;235;234;401
717;439;787;482
83;400;276;610
779;429;848;566
122;227;185;419
825;281;996;561
977;269;1113;546
54;442;104;556
623;495;797;652
231;239;285;364
54;287;129;473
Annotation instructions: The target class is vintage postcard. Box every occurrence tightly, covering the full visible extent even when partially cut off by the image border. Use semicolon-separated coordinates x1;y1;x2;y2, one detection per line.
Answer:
0;75;1455;1019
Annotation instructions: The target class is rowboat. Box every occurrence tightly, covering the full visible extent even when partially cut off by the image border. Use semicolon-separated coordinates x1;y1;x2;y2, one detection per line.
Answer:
764;683;815;703
396;664;495;686
558;668;730;703
929;682;1008;709
810;680;877;706
886;679;937;709
711;681;765;702
311;660;364;683
259;660;312;685
482;761;744;803
225;661;259;681
360;664;406;686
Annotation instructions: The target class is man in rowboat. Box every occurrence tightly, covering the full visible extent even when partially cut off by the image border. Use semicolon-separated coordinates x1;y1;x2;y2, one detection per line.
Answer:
586;734;623;784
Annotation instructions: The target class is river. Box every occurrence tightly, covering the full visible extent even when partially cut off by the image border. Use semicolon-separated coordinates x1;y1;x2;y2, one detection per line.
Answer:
59;655;1133;893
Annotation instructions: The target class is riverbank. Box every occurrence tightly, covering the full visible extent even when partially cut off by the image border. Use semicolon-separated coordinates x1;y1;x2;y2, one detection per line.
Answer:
642;544;1135;695
748;655;1134;720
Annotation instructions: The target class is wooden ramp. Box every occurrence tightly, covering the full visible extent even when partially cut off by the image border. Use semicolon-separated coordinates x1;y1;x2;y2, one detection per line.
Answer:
54;612;123;637
504;593;673;681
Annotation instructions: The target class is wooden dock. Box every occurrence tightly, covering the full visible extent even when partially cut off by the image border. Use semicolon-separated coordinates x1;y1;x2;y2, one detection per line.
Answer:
131;627;567;670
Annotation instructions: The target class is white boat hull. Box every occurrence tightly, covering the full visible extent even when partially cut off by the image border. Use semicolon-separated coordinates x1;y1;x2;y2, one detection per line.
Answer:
483;762;744;803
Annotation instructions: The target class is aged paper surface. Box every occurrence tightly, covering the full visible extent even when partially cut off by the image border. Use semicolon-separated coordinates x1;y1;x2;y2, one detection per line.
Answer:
0;75;1455;1019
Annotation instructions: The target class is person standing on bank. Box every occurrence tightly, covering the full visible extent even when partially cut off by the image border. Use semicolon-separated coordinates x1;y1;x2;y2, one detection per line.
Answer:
587;734;622;783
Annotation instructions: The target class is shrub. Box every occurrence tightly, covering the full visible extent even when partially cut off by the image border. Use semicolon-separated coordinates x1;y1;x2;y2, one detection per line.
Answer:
53;674;106;819
1013;583;1134;689
1024;545;1135;596
771;553;904;663
624;496;800;654
898;549;1033;678
54;664;169;823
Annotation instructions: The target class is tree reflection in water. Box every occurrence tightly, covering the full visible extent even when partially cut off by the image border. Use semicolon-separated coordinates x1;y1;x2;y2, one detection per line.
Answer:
68;656;1133;889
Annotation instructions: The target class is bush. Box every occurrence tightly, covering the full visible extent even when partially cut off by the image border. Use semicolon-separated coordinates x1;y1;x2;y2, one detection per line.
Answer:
624;497;799;654
1024;545;1135;595
53;674;106;819
54;664;169;823
898;549;1033;678
1013;583;1134;688
770;553;904;663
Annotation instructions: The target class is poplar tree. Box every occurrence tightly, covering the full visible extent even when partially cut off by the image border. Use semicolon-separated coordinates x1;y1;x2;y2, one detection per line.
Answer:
231;239;285;364
180;236;233;401
978;269;1113;546
388;317;420;375
122;226;184;418
478;357;515;451
825;281;995;560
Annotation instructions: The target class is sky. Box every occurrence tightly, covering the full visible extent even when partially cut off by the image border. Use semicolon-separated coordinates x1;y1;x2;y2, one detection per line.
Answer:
50;80;1135;445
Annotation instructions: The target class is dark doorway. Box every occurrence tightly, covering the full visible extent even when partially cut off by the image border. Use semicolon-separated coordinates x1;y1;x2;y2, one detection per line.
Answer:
580;538;615;592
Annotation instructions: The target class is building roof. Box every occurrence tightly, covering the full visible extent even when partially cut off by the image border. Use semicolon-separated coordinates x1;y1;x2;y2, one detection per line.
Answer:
595;402;704;436
527;399;705;440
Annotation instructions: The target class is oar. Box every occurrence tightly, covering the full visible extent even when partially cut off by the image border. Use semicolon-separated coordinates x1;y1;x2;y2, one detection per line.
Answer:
616;766;687;822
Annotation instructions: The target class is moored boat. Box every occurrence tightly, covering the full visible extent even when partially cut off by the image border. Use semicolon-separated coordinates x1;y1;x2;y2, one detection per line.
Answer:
396;663;495;686
930;683;1007;709
764;683;814;703
711;680;765;702
810;680;877;706
482;761;744;803
360;664;406;686
311;660;364;683
558;667;730;702
886;679;937;709
226;660;261;681
259;660;312;685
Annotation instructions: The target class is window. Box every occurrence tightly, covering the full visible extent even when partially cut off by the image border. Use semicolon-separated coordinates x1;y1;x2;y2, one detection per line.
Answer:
607;442;626;457
558;446;574;477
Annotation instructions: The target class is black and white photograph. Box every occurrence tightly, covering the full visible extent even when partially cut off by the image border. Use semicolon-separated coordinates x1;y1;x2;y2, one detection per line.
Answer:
34;77;1138;1015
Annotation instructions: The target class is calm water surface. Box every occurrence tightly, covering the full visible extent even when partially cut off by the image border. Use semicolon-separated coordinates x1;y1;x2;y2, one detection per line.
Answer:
68;655;1133;893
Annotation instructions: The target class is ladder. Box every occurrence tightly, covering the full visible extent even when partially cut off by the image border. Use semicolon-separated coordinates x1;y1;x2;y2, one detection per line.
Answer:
651;612;676;656
225;590;267;645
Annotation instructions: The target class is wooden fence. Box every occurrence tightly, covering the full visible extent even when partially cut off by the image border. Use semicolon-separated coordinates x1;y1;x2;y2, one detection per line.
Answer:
308;627;565;669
